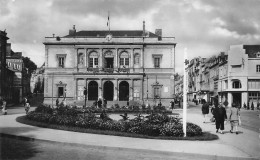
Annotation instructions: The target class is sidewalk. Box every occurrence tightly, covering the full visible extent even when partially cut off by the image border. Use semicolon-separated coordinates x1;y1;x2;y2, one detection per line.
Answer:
0;112;259;159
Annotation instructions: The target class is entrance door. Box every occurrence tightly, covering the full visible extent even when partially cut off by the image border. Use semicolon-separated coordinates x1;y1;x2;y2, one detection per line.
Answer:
119;81;129;101
88;81;98;100
103;81;114;101
105;58;114;68
232;93;241;107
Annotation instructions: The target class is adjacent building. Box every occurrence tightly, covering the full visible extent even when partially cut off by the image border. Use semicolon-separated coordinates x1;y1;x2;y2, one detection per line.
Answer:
184;44;260;108
43;23;176;106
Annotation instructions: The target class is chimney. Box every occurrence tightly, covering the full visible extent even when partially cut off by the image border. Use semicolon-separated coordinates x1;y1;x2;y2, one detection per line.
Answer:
142;21;145;37
155;29;162;40
69;25;76;36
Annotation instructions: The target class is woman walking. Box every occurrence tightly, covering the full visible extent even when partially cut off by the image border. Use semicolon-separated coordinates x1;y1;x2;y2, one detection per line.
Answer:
229;103;240;134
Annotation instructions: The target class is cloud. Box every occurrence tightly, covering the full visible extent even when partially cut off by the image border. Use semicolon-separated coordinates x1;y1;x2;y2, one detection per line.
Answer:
0;0;259;70
0;0;11;16
51;0;159;18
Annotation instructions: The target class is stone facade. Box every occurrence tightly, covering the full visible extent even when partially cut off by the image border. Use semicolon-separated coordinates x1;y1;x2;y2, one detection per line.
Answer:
43;25;176;106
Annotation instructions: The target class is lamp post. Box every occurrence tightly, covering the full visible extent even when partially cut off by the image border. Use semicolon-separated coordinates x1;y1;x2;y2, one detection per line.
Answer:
183;48;188;137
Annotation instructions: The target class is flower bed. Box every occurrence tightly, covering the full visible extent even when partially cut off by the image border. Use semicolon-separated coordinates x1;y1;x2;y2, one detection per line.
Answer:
24;104;203;138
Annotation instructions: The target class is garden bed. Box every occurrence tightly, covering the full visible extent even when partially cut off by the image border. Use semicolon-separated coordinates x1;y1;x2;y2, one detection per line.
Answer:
16;104;218;141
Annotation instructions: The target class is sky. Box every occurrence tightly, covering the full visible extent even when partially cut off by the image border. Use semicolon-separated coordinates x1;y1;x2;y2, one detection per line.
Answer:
1;0;260;73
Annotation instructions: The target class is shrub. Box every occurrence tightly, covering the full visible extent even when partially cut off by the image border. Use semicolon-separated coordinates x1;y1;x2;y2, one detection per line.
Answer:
26;105;203;138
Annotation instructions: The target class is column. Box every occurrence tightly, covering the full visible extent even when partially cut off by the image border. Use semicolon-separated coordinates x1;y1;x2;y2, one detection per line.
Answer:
130;49;134;69
74;78;77;100
141;78;144;102
114;48;118;69
242;92;247;108
85;49;87;67
114;79;118;101
99;49;103;68
75;48;78;68
228;92;232;107
85;79;88;101
98;79;103;99
129;79;134;101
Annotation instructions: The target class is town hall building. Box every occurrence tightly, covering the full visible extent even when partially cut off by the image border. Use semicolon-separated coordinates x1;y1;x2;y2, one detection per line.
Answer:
43;22;176;106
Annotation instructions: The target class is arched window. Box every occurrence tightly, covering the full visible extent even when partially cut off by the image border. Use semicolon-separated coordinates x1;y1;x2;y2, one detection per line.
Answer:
134;53;140;65
119;52;129;67
232;80;242;88
89;52;98;68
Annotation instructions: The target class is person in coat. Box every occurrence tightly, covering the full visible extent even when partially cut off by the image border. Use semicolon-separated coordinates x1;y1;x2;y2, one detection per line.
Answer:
229;103;240;134
25;98;30;114
214;102;227;134
201;99;209;123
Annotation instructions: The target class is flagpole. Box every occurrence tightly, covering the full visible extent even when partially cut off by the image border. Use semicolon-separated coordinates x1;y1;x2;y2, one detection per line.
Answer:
183;48;187;137
108;11;110;33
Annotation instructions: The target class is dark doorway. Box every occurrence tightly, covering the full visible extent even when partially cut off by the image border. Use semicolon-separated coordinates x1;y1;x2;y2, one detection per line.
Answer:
105;58;114;68
103;81;114;101
232;93;241;107
88;81;98;100
58;87;64;97
119;81;129;101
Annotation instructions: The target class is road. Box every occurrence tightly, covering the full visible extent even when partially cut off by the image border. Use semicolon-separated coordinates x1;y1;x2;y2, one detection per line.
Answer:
1;135;251;160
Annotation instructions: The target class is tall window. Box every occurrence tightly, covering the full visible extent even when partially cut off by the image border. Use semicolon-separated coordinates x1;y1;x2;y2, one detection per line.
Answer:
256;65;260;72
154;58;160;68
119;52;129;66
152;54;162;68
58;87;64;97
232;80;242;88
89;52;98;68
57;54;66;68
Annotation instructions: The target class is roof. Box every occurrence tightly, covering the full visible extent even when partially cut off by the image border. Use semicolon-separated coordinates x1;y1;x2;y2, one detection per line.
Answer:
64;30;159;38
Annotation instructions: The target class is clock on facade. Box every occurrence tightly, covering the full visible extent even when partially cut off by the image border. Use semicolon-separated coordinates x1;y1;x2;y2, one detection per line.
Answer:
106;34;113;41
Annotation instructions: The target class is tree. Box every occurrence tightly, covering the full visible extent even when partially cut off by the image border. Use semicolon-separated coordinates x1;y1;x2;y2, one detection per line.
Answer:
22;56;37;75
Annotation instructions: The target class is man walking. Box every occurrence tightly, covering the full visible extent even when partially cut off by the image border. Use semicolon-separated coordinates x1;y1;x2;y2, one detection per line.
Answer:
214;102;227;134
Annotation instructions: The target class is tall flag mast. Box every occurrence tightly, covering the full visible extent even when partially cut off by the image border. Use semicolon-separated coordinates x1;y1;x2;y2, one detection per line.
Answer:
183;48;188;137
107;11;110;33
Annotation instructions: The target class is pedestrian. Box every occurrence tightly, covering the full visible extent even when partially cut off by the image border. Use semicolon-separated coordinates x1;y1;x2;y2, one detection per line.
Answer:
201;99;209;123
56;98;59;107
97;98;102;108
210;103;216;122
23;97;27;107
2;99;7;115
104;99;107;108
25;98;30;114
214;102;227;134
229;103;240;134
170;100;175;109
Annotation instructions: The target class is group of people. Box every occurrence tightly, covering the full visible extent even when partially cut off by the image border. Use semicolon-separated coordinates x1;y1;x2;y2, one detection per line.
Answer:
93;98;107;108
201;100;241;134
